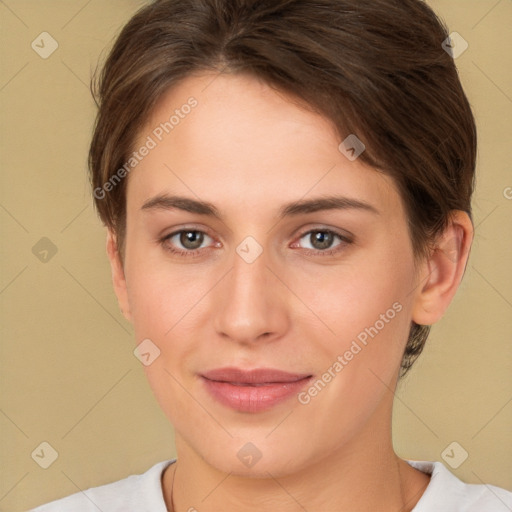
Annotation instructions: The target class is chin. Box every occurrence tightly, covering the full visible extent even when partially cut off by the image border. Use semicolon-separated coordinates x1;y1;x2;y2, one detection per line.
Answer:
188;432;316;479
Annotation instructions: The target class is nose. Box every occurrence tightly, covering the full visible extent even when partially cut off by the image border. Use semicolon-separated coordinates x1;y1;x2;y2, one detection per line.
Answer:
213;246;290;345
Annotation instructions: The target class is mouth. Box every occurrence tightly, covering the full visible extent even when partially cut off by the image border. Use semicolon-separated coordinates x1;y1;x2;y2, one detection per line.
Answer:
200;367;313;413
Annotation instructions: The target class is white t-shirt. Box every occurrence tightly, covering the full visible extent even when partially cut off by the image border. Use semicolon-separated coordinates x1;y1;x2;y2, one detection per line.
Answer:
30;459;512;511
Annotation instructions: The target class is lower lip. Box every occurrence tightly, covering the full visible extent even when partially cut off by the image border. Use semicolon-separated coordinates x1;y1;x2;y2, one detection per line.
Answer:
202;377;312;413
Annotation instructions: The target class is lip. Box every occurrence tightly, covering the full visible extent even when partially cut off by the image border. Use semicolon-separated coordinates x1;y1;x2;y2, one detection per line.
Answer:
201;367;312;413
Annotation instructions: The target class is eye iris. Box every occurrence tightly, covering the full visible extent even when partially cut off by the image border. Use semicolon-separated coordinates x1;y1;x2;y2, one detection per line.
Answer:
180;231;204;250
311;231;334;250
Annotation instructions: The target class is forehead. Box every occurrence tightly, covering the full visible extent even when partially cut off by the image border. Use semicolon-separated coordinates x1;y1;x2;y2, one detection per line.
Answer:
127;72;401;219
141;71;341;165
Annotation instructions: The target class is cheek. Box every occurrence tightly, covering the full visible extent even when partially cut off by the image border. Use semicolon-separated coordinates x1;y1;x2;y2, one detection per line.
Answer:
124;248;209;341
292;248;414;350
289;248;416;419
125;227;415;360
291;266;413;444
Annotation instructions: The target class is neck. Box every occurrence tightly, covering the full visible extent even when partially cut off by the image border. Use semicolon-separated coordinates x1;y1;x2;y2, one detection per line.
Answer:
162;396;429;511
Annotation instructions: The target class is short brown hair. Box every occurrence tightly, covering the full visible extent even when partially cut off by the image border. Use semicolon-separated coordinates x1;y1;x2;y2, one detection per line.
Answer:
89;0;477;376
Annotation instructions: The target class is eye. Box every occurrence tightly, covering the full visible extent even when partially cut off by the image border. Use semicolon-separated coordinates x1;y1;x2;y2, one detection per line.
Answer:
161;229;215;256
160;227;351;258
294;229;351;255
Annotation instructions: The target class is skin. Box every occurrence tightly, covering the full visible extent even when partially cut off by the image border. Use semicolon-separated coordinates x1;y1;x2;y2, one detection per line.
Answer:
106;71;473;511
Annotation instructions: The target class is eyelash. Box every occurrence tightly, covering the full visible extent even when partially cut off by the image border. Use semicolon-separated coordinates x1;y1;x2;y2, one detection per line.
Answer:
159;228;352;258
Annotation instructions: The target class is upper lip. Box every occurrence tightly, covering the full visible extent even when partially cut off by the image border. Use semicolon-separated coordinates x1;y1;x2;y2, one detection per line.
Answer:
201;367;312;384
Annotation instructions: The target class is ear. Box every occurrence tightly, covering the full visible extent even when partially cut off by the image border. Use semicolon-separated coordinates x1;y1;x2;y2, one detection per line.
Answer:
412;211;474;326
106;230;132;323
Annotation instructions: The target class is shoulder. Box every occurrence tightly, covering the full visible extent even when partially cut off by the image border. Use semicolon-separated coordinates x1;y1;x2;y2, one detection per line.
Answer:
407;460;512;511
29;460;175;512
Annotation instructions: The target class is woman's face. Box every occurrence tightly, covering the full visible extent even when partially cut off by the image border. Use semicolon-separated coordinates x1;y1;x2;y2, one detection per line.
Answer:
114;72;424;476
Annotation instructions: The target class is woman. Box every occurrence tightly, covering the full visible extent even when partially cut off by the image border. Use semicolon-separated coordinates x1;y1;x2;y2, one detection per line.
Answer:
32;0;512;510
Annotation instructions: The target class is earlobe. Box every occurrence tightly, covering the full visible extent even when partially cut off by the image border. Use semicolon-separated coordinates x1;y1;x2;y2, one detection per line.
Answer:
412;211;474;326
106;230;132;323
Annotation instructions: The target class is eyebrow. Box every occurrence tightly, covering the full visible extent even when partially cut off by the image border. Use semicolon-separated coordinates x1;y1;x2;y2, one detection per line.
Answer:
140;194;379;219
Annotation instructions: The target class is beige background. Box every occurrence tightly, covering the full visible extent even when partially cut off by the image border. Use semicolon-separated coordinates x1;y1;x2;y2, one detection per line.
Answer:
0;0;511;510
